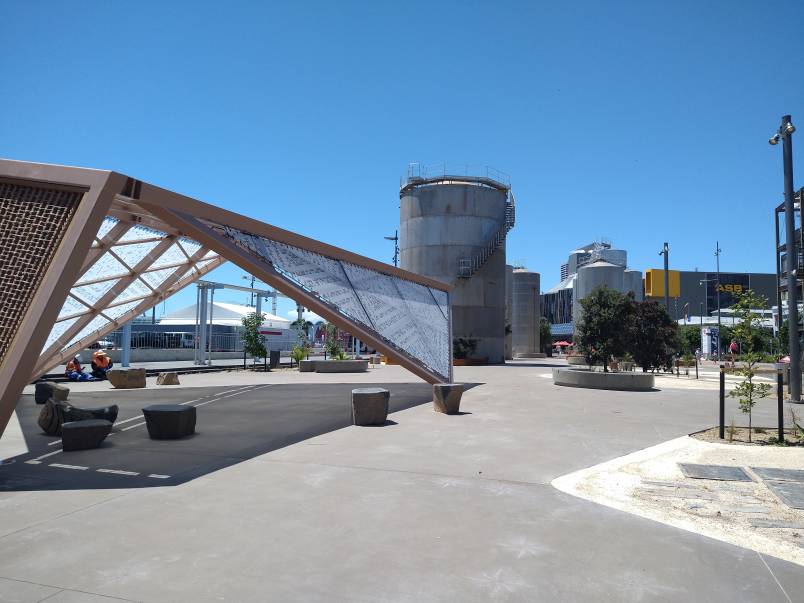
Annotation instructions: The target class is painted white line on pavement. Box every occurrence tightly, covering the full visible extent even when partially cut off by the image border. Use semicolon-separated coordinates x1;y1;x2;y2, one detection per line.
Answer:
24;460;42;465
49;463;88;471
96;468;139;476
121;421;146;431
33;449;63;461
179;398;204;406
192;384;271;407
148;474;171;479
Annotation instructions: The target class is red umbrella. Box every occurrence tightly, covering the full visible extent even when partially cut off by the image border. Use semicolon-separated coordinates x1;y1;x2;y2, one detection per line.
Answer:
554;341;572;347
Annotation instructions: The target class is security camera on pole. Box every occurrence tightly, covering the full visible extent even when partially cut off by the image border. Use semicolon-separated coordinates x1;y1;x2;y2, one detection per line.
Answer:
769;115;801;402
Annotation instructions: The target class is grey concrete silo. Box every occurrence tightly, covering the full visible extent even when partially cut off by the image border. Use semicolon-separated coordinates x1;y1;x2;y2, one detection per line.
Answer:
399;174;514;364
573;260;625;326
512;270;541;357
624;269;644;301
505;264;514;360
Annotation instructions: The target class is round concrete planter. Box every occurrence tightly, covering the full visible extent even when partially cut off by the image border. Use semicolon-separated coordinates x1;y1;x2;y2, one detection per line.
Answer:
566;355;588;366
552;367;655;391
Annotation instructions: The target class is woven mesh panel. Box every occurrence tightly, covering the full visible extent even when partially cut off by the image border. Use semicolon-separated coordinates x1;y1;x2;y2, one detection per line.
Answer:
0;183;81;366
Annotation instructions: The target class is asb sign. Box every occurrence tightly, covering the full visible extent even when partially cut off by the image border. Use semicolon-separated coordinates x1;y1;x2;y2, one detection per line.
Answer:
706;273;749;311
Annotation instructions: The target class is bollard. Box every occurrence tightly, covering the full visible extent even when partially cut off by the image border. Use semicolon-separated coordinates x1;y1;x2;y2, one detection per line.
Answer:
695;357;699;379
778;371;785;443
719;365;725;439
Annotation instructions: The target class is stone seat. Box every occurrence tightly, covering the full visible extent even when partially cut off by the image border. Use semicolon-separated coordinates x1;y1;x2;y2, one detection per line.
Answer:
108;368;146;389
61;419;112;451
433;383;464;415
351;388;389;426
34;381;69;404
156;372;180;385
142;404;196;439
38;400;119;436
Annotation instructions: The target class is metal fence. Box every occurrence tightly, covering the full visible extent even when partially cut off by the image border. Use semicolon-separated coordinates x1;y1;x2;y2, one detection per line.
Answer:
105;331;244;352
103;330;302;353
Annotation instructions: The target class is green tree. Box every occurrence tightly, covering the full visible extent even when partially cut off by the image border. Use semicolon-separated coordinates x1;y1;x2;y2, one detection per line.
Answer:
325;323;346;360
291;318;313;348
776;321;789;356
628;301;680;372
241;312;267;360
540;318;552;354
576;287;633;372
728;290;771;441
678;325;700;355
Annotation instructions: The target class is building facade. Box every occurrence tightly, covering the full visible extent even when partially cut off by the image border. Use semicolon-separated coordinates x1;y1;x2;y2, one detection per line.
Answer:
541;241;642;340
644;269;777;322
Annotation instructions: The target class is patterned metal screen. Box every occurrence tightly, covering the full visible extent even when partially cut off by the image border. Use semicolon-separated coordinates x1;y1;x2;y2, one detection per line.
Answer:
0;183;81;367
202;219;451;381
39;216;224;371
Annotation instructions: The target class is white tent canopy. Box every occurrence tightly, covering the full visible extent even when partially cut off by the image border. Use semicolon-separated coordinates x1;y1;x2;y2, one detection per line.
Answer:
159;302;292;329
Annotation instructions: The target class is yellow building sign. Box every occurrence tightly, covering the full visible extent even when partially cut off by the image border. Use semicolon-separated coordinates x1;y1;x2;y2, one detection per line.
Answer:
645;269;681;298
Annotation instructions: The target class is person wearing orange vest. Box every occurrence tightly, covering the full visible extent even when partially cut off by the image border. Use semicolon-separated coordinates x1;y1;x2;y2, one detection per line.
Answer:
90;350;114;380
92;350;114;379
65;354;95;381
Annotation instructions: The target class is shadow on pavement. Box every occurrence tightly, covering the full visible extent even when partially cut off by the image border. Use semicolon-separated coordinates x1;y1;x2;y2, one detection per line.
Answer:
1;382;484;492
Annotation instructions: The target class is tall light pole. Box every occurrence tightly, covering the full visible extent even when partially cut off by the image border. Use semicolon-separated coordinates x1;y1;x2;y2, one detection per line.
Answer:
659;242;670;315
715;242;722;361
241;274;256;306
384;231;399;267
770;114;801;402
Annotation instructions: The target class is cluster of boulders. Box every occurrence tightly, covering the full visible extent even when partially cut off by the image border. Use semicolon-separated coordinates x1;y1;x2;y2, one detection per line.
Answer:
34;381;117;449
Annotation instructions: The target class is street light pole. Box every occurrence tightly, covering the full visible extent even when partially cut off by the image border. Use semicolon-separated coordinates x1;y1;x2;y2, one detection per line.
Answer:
771;114;801;402
659;242;670;316
715;242;722;361
384;231;399;267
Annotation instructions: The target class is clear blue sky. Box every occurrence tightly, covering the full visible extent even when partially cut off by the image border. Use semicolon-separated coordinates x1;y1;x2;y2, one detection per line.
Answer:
3;1;804;317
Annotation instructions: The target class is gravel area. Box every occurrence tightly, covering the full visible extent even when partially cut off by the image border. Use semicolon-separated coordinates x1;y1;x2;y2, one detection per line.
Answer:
552;436;804;567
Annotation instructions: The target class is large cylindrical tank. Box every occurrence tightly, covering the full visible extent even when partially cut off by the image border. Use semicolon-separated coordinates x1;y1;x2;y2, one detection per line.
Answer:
400;175;510;363
573;260;625;325
512;270;540;357
505;264;514;360
624;269;644;301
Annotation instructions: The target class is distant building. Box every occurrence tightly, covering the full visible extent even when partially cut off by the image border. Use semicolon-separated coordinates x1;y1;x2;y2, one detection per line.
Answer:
541;241;642;340
643;269;777;322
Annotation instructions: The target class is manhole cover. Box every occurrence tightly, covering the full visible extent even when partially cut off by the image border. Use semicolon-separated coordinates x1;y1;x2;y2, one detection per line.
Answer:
752;467;804;483
765;480;804;510
678;463;753;482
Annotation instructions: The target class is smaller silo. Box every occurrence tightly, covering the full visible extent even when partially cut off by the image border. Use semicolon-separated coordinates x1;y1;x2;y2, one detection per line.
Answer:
505;264;514;360
624;269;644;301
512;270;540;357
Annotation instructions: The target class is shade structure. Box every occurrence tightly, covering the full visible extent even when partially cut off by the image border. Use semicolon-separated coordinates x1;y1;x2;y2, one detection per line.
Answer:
554;341;572;347
0;160;453;440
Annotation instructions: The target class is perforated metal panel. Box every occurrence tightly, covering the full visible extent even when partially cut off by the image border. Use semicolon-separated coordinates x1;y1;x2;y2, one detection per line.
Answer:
0;183;81;366
203;220;451;381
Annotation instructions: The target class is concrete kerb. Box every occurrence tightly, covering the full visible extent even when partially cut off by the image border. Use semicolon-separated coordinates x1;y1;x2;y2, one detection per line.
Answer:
552;367;655;391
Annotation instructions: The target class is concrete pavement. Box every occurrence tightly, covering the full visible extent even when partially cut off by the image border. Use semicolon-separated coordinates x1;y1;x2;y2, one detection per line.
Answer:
0;359;802;601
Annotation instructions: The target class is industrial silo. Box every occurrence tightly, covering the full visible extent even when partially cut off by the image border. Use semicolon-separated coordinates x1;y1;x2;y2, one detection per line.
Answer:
399;169;514;364
512;270;541;357
624;269;644;301
505;264;514;360
573;260;625;326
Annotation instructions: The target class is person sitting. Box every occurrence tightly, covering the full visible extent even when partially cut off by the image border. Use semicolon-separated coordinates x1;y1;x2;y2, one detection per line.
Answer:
65;354;95;382
90;350;113;380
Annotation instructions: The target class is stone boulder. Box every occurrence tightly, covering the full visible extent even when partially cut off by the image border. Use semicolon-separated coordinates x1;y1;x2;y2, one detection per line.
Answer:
156;372;180;385
61;419;112;451
433;383;464;415
108;368;146;389
351;388;389;426
37;401;118;436
34;381;69;404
